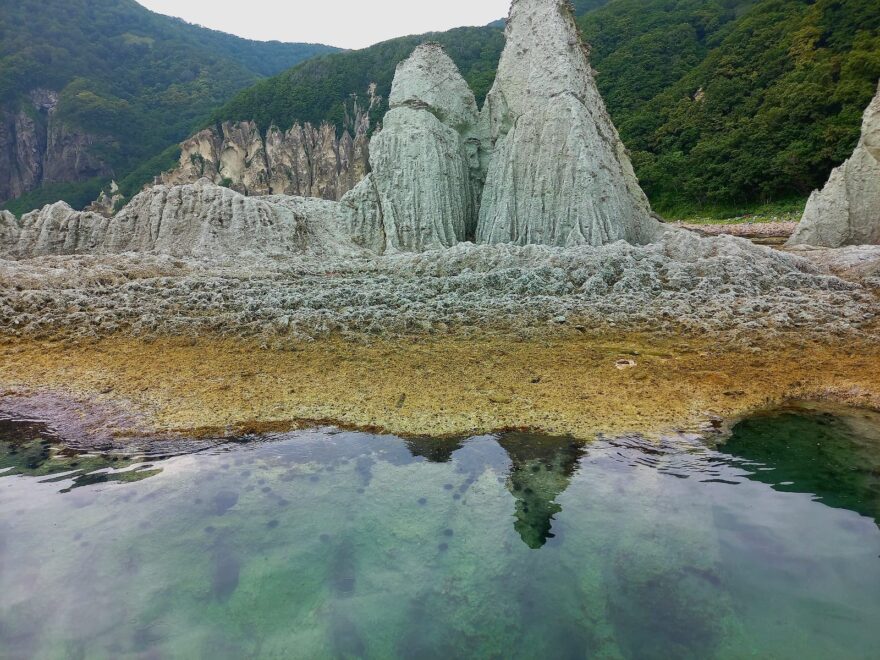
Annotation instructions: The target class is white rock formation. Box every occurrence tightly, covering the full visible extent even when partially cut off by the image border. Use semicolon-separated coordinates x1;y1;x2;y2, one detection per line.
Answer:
788;82;880;247
341;43;482;253
476;0;661;247
85;180;124;217
6;180;363;259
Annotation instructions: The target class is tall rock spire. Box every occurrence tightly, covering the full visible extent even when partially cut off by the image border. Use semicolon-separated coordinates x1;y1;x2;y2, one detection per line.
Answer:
788;82;880;248
342;43;481;253
476;0;660;247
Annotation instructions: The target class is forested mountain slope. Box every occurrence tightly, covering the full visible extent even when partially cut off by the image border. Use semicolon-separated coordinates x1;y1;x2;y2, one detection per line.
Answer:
208;0;879;214
0;0;337;213
586;0;880;211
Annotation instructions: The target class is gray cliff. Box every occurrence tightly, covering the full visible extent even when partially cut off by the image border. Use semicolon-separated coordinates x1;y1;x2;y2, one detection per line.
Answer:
788;82;880;248
476;0;660;247
160;90;376;201
0;90;111;205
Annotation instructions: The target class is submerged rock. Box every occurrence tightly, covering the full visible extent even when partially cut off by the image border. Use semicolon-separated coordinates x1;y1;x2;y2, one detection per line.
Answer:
345;43;481;253
788;82;880;247
476;0;661;247
6;180;363;259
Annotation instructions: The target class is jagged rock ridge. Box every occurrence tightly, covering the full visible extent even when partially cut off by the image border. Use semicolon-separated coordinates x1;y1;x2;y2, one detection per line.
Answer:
160;90;377;201
788;82;880;248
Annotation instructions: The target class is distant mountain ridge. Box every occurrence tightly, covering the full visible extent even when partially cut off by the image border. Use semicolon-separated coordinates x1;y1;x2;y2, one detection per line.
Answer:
0;0;338;213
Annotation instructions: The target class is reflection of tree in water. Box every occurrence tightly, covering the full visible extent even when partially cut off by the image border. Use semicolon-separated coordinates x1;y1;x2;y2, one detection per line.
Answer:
497;434;586;549
720;409;880;527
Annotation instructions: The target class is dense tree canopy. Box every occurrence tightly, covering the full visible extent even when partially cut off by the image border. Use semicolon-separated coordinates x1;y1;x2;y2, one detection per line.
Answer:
589;0;880;212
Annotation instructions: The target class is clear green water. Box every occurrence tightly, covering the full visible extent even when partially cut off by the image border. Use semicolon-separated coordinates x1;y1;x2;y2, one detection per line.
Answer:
1;407;879;659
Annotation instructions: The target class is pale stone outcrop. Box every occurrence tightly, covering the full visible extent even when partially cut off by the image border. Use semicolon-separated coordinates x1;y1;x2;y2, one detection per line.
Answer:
0;211;21;247
85;181;124;217
161;91;376;201
6;180;363;259
476;0;661;247
343;43;481;253
14;202;110;255
788;83;880;248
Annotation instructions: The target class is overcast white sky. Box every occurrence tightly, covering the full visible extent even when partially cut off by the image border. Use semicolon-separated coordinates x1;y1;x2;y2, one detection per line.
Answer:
138;0;510;49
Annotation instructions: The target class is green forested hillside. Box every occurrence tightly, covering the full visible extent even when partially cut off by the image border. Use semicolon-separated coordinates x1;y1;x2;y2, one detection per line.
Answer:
212;26;506;136
209;0;880;215
0;0;337;213
586;0;880;212
209;3;617;136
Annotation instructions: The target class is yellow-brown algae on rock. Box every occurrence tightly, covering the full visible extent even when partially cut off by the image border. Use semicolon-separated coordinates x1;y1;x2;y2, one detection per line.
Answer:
0;331;878;443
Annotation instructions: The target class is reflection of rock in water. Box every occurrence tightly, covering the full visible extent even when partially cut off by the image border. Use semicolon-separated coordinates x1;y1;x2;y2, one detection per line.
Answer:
403;436;465;463
497;434;586;549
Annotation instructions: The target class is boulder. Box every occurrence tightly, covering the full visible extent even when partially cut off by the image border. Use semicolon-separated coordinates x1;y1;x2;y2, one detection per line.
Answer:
788;82;880;247
476;0;661;247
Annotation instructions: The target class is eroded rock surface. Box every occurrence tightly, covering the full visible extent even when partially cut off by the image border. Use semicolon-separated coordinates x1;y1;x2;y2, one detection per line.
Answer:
476;0;661;247
788;83;880;247
160;91;376;201
344;44;481;253
0;231;874;343
5;180;362;259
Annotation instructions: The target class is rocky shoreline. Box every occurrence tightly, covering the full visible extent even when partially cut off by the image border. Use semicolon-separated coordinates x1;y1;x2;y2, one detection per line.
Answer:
0;232;877;344
0;0;877;447
0;331;878;446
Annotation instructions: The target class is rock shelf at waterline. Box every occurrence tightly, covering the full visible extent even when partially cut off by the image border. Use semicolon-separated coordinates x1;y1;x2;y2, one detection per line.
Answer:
1;333;879;445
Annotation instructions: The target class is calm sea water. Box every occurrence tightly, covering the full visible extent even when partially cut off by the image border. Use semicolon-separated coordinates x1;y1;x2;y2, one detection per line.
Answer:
1;406;879;659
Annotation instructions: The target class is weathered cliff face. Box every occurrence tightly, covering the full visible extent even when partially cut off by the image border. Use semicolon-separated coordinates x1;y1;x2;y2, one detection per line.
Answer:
3;1;673;260
343;44;481;253
0;90;111;205
788;83;880;248
161;90;376;201
476;0;661;247
6;180;363;259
